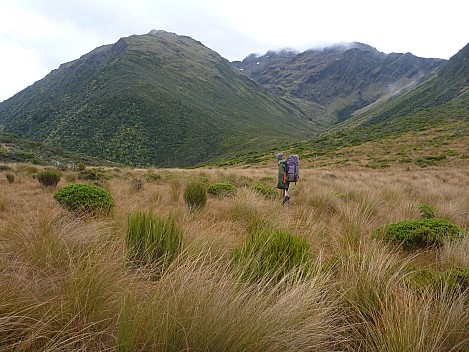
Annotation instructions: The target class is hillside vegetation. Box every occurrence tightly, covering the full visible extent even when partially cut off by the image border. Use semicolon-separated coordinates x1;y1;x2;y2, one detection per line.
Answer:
0;31;312;167
0;161;468;350
0;132;113;166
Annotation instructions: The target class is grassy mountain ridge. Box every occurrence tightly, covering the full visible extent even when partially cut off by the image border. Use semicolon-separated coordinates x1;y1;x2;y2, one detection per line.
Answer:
0;31;313;167
233;43;444;125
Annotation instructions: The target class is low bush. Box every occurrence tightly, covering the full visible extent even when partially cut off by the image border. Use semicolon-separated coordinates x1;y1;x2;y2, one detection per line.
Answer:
76;162;86;171
5;173;14;183
17;165;38;174
417;203;436;219
126;211;183;266
145;172;162;182
183;182;207;211
252;183;277;199
207;183;237;197
78;168;111;183
0;165;13;171
415;154;447;167
54;183;114;216
406;266;469;293
233;228;312;282
443;267;469;292
36;170;62;187
372;218;467;250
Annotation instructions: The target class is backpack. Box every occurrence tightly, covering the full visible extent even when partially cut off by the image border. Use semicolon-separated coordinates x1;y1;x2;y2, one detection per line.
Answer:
286;155;299;183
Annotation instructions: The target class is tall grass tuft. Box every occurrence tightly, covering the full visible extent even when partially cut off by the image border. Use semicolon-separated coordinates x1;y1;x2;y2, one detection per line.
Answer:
36;170;61;187
183;182;207;211
233;228;312;283
5;173;14;183
126;211;183;266
117;252;344;351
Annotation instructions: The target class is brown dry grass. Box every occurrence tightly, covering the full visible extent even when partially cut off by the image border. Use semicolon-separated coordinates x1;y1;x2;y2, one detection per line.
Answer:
0;162;468;351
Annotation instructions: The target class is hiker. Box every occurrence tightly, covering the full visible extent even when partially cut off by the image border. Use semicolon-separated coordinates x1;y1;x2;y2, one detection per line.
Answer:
277;153;299;204
276;153;290;204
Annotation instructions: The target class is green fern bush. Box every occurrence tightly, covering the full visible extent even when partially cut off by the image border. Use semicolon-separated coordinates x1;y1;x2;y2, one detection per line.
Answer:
54;183;114;216
183;182;207;211
207;183;237;197
126;211;183;266
233;228;312;282
372;218;467;250
36;170;61;187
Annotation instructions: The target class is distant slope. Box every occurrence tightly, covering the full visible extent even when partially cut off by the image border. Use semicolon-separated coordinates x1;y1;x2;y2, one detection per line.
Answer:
0;30;312;167
0;133;112;166
292;39;469;162
217;43;469;167
346;41;469;128
233;43;444;125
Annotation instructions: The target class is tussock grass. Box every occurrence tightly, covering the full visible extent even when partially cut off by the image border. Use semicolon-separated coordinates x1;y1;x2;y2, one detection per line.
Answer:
0;163;468;350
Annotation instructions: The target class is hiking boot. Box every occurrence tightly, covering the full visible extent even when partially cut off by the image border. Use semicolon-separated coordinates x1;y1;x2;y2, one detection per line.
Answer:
283;195;290;204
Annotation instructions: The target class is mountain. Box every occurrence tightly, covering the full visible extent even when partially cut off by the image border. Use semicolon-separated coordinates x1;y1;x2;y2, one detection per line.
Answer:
215;42;469;167
347;41;469;128
0;30;312;167
233;43;444;125
285;42;469;162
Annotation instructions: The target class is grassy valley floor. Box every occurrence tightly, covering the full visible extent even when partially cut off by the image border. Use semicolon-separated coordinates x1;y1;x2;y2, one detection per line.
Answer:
0;162;468;351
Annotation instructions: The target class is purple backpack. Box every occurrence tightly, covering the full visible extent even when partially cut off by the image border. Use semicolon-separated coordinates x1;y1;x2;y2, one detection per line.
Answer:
286;155;299;183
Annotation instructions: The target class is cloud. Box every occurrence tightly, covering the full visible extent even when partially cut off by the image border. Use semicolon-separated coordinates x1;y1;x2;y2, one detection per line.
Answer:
0;0;468;101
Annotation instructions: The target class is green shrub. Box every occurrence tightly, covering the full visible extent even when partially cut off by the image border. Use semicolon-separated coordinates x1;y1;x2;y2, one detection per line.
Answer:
36;170;62;187
372;218;467;250
415;154;447;167
126;211;183;266
145;172;162;182
207;183;237;197
77;162;86;171
417;203;436;219
0;165;12;171
252;183;277;199
183;182;207;211
54;183;114;216
5;173;14;183
78;168;111;182
406;267;469;293
443;267;469;292
233;229;312;282
194;173;210;185
17;165;38;174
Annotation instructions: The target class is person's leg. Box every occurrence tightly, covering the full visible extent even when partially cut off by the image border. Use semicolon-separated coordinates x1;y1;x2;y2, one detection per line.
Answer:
283;186;290;203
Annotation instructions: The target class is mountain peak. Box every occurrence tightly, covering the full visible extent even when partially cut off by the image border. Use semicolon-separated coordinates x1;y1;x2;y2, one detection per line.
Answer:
148;29;170;35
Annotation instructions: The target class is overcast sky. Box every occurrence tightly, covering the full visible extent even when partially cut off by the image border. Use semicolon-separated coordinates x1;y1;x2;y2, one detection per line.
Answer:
0;0;468;102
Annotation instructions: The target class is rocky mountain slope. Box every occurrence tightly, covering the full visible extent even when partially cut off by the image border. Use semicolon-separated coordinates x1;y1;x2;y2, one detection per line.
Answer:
233;43;444;125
